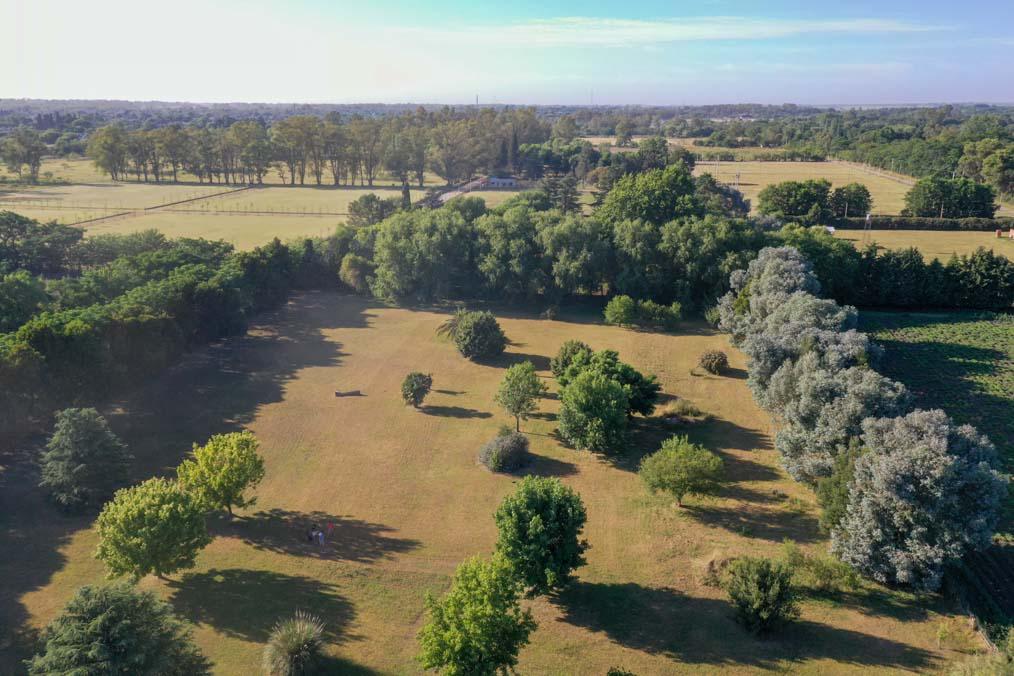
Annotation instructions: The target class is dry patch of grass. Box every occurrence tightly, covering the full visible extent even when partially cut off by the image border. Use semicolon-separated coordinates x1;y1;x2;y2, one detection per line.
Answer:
0;294;973;674
836;229;1014;261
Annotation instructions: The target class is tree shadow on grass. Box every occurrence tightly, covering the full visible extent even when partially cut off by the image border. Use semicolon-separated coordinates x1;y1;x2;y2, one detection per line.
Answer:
497;351;552;372
521;453;578;478
234;509;420;564
433;389;464;395
168;568;357;644
315;655;382;675
554;581;936;670
684;502;822;544
420;405;492;419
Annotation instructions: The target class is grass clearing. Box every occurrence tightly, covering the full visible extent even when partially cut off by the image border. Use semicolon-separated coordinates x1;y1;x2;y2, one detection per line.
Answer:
185;186;422;214
0;183;233;212
1;293;971;674
835;230;1014;261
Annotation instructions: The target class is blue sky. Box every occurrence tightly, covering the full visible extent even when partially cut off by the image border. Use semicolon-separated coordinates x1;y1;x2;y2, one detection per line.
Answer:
4;0;1012;104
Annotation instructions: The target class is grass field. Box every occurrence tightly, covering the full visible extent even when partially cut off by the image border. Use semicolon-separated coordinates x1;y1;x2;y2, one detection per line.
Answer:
836;229;1014;260
0;183;232;212
0;293;973;674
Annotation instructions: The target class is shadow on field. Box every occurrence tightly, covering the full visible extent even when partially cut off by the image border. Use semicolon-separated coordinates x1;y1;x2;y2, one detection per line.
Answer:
554;581;936;670
498;351;553;372
421;405;492;419
684;502;821;543
314;656;381;675
168;568;357;643
522;454;578;478
235;509;420;563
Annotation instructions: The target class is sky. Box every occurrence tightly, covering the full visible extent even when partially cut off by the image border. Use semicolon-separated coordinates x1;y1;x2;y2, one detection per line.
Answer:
4;0;1013;105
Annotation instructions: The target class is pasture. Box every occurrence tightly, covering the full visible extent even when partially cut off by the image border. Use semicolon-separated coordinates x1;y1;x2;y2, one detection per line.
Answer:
835;229;1014;261
1;293;971;674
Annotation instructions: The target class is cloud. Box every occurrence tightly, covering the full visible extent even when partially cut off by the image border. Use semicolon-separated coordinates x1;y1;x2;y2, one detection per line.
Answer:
396;16;948;48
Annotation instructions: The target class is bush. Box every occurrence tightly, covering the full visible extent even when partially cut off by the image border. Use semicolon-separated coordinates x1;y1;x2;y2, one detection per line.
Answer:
603;295;637;325
453;311;506;360
263;611;325;676
494;476;588;596
479;430;530;473
401;372;433;407
835;216;1014;231
39;407;131;511
635;299;682;329
704;306;721;327
697;350;728;375
26;582;210;675
550;339;592;379
639;435;724;507
338;253;372;293
558;369;629;453
724;557;799;634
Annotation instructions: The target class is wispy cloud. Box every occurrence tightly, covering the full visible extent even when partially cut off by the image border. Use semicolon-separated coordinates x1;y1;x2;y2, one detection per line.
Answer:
396;16;949;48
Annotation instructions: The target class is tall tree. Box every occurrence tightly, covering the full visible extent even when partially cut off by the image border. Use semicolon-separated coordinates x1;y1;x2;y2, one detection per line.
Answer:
495;361;547;431
177;431;265;516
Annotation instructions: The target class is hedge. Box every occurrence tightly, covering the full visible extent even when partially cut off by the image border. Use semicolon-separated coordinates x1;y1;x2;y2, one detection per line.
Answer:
834;216;1014;231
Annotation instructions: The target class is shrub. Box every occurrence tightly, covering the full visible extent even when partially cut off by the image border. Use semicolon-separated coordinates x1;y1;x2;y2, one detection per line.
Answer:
453;311;506;360
401;372;433;407
177;431;265;516
655;399;710;424
636;299;682;329
639;435;724;506
604;295;637;326
494;476;588;596
550;339;592;379
836;216;1014;231
479;430;530;473
338;253;371;293
697;350;728;375
26;582;210;675
704;306;721;327
724;557;799;634
418;554;535;676
815;442;863;533
263;611;325;676
39;407;131;511
558;369;629;453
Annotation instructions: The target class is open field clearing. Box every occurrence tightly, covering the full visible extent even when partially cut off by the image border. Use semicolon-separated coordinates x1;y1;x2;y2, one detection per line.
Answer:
1;293;970;674
693;160;911;215
182;186;422;214
836;229;1014;260
0;206;116;224
0;182;233;212
83;212;345;248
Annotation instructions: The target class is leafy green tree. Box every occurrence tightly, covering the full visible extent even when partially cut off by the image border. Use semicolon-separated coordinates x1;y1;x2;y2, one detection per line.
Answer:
757;179;831;224
339;253;372;294
550;339;592;379
639;435;724;507
263;611;325;676
347;193;400;227
829;183;872;218
418;554;536;676
453;310;506;360
2;126;46;182
982;147;1014;198
0;270;47;332
559;349;660;417
39;407;131;511
724;557;799;634
538;215;612;297
26;582;210;675
474;206;548;300
598;164;700;226
603;295;637;326
177;431;265;516
95;477;211;579
495;361;547;431
816;441;863;533
494;476;588;595
402;372;433;407
903;177;997;218
558;369;629;453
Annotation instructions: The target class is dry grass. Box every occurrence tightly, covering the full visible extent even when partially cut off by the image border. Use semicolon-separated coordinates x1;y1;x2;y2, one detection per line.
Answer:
835;229;1014;261
0;293;972;674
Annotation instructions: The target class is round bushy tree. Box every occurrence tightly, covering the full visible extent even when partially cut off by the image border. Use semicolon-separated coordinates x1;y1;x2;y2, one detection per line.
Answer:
724;557;799;635
603;295;637;326
639;435;724;507
494;476;588;596
697;350;728;375
263;611;326;676
39;407;132;511
338;253;372;294
177;431;265;516
550;339;592;379
401;372;433;407
478;430;530;473
495;361;547;431
558;349;659;417
418;554;536;676
95;478;211;580
26;582;210;675
453;311;506;360
832;409;1007;591
558;369;629;453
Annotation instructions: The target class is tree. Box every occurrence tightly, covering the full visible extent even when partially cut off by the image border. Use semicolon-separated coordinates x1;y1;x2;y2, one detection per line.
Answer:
903;177;997;218
263;611;325;676
26;582;210;675
614;120;634;147
418;554;535;676
831;410;1007;591
603;295;637;326
402;372;433;407
815;441;863;533
95;477;211;579
452;310;506;360
724;557;799;635
550;339;592;379
639;435;724;507
0;270;47;333
86;124;129;180
339;253;372;294
348;193;400;227
2;126;46;182
558;369;629;453
598;164;701;226
757;179;832;224
558;349;660;417
495;361;547;431
39;407;132;511
479;429;530;473
176;431;265;516
494;476;588;595
829;183;872;218
982;147;1014;198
